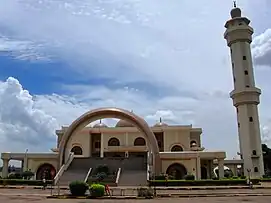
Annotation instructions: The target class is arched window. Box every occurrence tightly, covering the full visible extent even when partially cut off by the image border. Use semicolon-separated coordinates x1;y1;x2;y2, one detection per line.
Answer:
190;140;197;148
171;145;183;152
134;137;146;146
108;137;120;146
71;146;83;155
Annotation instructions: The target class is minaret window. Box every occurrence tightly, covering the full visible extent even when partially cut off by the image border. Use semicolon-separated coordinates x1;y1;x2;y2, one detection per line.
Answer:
236;108;239;113
254;167;258;172
246;85;250;87
243;56;247;60
252;150;257;155
244;70;248;75
234;77;236;82
249;117;253;122
232;62;234;68
230;49;232;53
238;122;240;127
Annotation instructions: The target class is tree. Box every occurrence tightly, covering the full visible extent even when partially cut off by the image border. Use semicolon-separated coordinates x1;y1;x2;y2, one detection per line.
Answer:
262;144;271;176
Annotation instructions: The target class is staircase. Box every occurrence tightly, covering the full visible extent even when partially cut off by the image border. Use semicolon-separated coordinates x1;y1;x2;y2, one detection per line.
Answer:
58;158;90;186
118;170;147;186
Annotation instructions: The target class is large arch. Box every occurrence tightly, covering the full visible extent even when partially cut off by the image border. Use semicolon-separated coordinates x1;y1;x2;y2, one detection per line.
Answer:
58;107;161;175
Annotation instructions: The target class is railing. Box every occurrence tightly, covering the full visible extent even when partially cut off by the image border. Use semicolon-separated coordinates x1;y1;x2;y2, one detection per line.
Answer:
84;168;92;183
53;152;74;185
115;168;122;185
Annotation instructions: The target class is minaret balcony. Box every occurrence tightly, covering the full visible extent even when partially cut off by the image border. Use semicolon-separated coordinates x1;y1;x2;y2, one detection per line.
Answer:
230;87;261;107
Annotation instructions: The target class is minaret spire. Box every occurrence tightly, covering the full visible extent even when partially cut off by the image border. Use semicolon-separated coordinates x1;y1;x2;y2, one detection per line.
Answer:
159;117;162;123
233;1;237;8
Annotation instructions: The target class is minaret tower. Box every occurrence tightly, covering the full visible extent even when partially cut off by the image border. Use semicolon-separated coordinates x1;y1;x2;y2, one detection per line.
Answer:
224;2;264;178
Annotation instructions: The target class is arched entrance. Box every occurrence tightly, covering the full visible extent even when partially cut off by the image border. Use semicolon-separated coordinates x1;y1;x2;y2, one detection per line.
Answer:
201;166;208;179
36;163;56;180
58;107;161;175
171;145;183;152
166;163;187;179
71;146;83;155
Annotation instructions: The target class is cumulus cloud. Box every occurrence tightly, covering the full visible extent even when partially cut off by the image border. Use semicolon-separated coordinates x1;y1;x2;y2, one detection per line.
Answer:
0;77;59;152
252;29;271;67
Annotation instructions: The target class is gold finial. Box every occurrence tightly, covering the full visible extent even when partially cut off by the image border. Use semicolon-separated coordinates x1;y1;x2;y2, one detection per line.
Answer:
99;119;102;124
159;117;162;123
233;1;237;8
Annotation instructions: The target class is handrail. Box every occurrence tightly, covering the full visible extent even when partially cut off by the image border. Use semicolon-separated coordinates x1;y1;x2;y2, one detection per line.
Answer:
53;152;74;185
53;164;65;185
64;152;74;171
84;168;92;183
115;168;122;185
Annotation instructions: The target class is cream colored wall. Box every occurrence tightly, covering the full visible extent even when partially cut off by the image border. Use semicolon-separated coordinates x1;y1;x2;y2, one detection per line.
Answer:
164;130;190;151
27;158;58;178
65;131;90;160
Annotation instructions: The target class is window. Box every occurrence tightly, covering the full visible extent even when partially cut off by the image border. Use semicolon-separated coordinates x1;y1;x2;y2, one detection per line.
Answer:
171;145;184;152
190;141;197;148
108;137;120;146
244;70;248;75
252;150;257;156
254;167;259;172
234;77;236;82
243;56;247;60
236;108;239;113
246;85;250;87
231;49;232;54
249;117;253;122
238;122;240;127
232;62;234;68
134;137;146;146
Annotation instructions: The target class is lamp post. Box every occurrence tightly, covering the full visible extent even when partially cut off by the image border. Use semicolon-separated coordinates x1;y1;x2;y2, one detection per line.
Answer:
247;169;252;189
24;149;28;171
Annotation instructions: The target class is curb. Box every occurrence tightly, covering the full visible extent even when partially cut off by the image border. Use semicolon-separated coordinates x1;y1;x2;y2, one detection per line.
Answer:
47;193;271;199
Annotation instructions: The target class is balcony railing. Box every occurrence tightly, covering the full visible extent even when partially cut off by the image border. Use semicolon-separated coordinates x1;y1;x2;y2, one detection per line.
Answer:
104;145;147;152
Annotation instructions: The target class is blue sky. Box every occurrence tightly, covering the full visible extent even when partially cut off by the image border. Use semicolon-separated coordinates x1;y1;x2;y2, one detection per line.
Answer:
0;0;271;161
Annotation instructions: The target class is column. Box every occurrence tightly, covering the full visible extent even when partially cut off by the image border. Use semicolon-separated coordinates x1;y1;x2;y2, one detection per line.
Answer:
100;133;104;158
218;159;224;179
2;159;9;178
23;157;28;171
196;156;201;180
125;133;129;157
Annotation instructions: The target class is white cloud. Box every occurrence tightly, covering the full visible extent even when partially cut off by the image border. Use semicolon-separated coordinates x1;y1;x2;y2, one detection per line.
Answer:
1;77;271;161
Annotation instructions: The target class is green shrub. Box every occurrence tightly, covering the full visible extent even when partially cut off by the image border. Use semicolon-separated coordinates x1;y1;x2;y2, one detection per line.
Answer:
184;174;195;180
148;179;260;187
137;187;153;198
69;181;88;196
232;176;239;179
89;183;105;197
240;175;246;179
22;171;34;180
0;179;53;185
8;173;22;179
95;165;109;175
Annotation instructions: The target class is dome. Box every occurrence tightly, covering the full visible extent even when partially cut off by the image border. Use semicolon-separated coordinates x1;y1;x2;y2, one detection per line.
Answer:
115;119;134;127
153;117;168;127
93;120;108;128
230;2;241;18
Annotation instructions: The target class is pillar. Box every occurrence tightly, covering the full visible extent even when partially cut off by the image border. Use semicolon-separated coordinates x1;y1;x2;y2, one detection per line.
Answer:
196;155;201;180
2;159;9;178
100;133;104;158
23;157;28;171
218;159;224;179
125;132;129;157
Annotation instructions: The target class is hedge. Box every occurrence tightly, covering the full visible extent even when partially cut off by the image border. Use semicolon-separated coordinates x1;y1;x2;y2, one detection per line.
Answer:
148;179;260;186
0;179;53;186
261;178;271;182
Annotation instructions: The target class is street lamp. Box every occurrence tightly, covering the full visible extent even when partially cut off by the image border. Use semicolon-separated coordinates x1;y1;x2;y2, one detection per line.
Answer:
24;149;28;171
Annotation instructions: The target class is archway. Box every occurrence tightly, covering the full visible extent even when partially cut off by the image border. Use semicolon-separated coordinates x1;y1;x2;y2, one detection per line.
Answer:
71;146;83;155
166;163;187;179
58;107;161;175
134;137;146;146
36;163;56;180
108;137;120;146
171;145;183;152
201;166;208;179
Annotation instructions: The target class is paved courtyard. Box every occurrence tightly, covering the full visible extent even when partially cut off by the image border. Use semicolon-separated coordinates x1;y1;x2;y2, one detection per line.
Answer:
0;196;271;203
